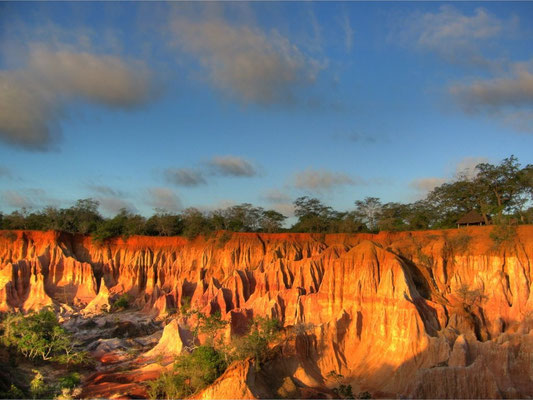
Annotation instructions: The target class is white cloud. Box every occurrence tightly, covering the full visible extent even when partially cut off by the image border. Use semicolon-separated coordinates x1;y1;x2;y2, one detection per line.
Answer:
453;156;489;179
449;61;533;132
208;156;257;177
0;46;154;150
147;187;182;213
1;188;59;210
340;12;354;53
410;156;490;196
165;168;206;186
98;197;137;216
292;168;358;193
410;177;447;194
395;5;515;66
0;166;11;179
88;185;123;197
262;189;291;204
169;16;322;105
261;189;294;217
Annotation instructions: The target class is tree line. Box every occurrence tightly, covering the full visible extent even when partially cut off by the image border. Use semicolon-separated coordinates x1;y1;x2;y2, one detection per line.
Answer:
0;156;531;240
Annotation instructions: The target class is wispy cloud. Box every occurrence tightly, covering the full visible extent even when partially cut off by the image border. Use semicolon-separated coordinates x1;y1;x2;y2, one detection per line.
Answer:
146;187;182;213
410;156;490;196
261;189;294;217
409;177;447;194
449;61;533;132
292;168;358;193
1;188;60;210
207;156;257;177
340;12;354;53
0;46;155;150
394;5;516;67
165;168;206;187
453;156;489;179
98;197;137;216
169;16;322;105
0;166;11;179
333;131;382;144
88;184;124;197
262;189;291;204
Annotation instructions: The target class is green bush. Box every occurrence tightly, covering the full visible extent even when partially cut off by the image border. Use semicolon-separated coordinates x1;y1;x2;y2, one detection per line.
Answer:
58;372;81;389
1;308;88;365
0;384;25;399
490;221;517;248
147;345;227;399
113;294;130;310
232;316;281;368
147;315;282;399
30;370;51;399
333;384;354;399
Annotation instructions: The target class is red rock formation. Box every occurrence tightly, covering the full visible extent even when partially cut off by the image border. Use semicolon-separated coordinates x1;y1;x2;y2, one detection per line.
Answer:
0;227;532;398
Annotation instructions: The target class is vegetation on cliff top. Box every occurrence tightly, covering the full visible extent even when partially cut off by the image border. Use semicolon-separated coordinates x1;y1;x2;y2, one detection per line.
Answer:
0;156;531;240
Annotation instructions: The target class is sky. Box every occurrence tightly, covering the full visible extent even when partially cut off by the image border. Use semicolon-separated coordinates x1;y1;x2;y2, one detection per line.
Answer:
0;1;532;219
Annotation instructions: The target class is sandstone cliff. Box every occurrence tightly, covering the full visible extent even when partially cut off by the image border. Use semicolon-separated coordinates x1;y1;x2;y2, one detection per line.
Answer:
0;227;532;398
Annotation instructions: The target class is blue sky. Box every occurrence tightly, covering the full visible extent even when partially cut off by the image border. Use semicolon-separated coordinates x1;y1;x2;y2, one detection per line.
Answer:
0;2;532;218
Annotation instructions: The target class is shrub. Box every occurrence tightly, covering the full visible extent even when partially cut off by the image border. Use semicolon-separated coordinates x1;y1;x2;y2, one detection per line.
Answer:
147;371;187;400
1;384;25;399
456;284;487;311
30;370;51;399
232;316;281;368
147;345;227;399
1;308;87;364
490;222;517;249
113;294;130;310
216;231;232;248
58;372;81;389
333;384;354;399
446;232;472;255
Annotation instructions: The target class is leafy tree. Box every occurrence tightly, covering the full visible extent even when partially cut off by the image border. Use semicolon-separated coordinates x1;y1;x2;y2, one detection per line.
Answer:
475;156;523;217
30;370;51;399
181;208;213;239
232;316;281;368
144;211;183;236
260;210;287;233
354;197;382;232
292;197;335;233
1;308;87;365
147;345;227;399
377;202;409;231
92;208;145;242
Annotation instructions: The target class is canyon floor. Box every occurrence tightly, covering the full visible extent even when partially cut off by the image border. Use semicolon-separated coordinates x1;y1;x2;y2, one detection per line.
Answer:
0;226;532;399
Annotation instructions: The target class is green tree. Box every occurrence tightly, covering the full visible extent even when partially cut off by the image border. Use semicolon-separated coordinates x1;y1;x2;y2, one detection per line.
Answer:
354;197;382;232
232;316;281;368
292;196;335;233
148;345;227;399
260;210;287;233
144;211;183;236
181;208;213;239
1;308;87;365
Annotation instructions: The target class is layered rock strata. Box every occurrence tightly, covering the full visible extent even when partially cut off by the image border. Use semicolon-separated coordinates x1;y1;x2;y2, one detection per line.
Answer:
0;227;531;398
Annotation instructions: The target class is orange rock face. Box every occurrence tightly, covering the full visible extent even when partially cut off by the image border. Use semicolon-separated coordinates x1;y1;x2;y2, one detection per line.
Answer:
1;227;532;398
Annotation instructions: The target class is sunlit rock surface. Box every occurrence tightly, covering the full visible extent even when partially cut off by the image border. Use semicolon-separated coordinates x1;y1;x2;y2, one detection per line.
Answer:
0;227;532;398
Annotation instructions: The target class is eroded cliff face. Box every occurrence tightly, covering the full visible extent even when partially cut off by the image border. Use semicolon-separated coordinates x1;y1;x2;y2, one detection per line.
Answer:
0;227;532;398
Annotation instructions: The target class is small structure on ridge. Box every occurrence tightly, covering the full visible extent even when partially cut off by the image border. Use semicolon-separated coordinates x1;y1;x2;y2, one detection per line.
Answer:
457;210;486;228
